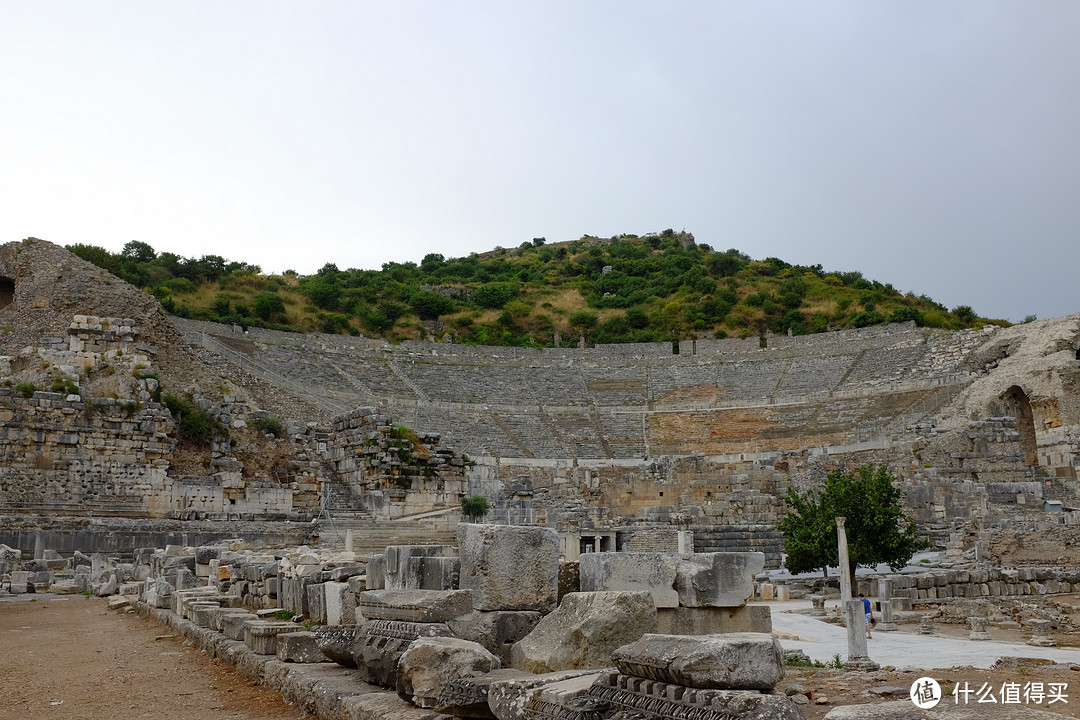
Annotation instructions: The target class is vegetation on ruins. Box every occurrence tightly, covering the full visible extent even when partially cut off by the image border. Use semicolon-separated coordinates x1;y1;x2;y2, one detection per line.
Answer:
460;495;492;522
67;232;1002;347
162;393;229;444
253;416;285;438
778;465;928;579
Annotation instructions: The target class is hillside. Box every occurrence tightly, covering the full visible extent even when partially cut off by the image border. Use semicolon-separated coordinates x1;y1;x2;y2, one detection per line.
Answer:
66;230;1007;347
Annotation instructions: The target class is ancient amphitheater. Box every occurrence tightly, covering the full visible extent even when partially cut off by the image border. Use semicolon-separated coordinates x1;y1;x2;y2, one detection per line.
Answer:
1;237;1079;561
5;238;1080;719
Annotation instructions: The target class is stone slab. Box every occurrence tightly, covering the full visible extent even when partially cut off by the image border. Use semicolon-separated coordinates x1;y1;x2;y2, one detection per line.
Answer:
359;589;474;623
578;553;679;608
611;632;785;691
458;524;559;612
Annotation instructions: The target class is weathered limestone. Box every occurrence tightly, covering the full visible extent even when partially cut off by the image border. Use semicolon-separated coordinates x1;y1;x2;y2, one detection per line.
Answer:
395;637;500;712
1027;619;1057;646
967;616;991;640
510;591;657;673
244;620;302;655
578;553;679;607
809;594;827;616
359;589;474;623
384;545;457;590
313;624;360;667
277;631;329;663
353;620;455;687
458;525;559;613
611;633;784;691
920;616;935;635
425;669;534;719
447;611;544;666
655;605;772;636
486;671;598;720
223;612;260;641
842;599;878;672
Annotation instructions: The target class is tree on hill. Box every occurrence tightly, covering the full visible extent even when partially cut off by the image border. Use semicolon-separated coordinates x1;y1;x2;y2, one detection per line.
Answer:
777;465;928;579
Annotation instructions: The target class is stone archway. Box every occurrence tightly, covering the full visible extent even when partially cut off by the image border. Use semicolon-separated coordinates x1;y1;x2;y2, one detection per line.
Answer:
999;385;1038;466
0;276;13;310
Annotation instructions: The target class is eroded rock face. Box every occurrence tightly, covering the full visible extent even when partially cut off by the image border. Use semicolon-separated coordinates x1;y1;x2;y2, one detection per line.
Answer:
611;632;785;691
578;553;679;607
457;524;560;613
396;637;500;713
313;625;360;667
509;591;657;673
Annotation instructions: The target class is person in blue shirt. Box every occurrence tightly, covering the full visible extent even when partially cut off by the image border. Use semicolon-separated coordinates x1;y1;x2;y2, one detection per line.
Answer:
860;593;873;638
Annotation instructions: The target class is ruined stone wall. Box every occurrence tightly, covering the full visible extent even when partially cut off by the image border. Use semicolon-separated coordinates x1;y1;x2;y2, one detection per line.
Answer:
331;407;467;520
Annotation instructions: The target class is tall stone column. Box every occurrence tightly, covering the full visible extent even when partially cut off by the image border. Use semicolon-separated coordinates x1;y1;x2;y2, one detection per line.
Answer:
837;517;852;604
878;577;898;631
843;599;879;671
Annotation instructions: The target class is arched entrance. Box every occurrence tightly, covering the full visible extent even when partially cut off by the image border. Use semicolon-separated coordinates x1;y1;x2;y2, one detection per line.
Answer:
998;385;1038;466
0;276;13;310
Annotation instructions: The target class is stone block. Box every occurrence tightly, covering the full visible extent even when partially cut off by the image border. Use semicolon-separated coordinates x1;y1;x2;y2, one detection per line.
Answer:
367;554;386;590
486;670;599;720
675;552;764;607
655;604;772;635
396;637;500;711
325;581;349;625
407;556;460;591
458;524;559;612
354;620;454;688
589;670;802;720
447;610;544;666
341;691;453;720
209;607;253;632
276;631;329;663
244;620;302;655
314;624;361;667
223;613;260;641
9;571;29;594
385;545;456;590
557;561;579;600
308;583;328;624
359;589;474;623
191;602;222;628
510;591;657;673
611;632;785;691
578;553;679;608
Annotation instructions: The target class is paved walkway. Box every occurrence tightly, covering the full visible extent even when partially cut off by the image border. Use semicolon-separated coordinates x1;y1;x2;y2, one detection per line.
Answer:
760;599;1080;670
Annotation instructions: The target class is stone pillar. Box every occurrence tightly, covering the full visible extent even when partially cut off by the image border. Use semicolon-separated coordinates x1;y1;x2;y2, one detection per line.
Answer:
843;599;879;671
919;616;935;635
809;595;826;616
345;530;354;554
968;616;991;640
1027;620;1057;647
878;600;898;631
776;585;790;602
759;583;774;601
836;517;852;605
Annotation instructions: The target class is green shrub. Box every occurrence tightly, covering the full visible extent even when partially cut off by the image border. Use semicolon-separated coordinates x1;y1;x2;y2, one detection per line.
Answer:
51;377;79;396
254;416;285;438
163;393;228;444
16;382;38;398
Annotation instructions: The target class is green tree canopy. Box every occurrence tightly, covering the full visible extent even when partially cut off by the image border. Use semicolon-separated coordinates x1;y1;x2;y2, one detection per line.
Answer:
460;495;492;523
777;465;928;578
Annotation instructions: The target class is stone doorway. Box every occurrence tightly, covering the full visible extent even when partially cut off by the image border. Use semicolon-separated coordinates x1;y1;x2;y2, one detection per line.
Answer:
998;385;1038;466
0;276;13;310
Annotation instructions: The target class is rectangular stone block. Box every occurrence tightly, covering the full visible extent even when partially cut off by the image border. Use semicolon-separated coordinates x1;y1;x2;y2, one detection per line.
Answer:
325;581;348;626
245;620;301;655
407;556;460;591
367;555;386;591
208;607;253;632
223;613;260;641
276;631;328;663
9;571;29;594
458;524;559;612
359;589;473;622
674;552;764;608
385;545;456;590
578;553;679;608
611;632;784;691
655;605;771;635
308;583;328;624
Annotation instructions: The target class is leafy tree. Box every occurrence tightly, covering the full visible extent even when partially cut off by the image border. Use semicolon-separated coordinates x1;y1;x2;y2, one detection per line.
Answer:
777;465;928;579
410;290;455;320
952;305;977;324
460;495;492;522
254;292;285;320
473;282;518;309
888;306;924;326
121;240;157;263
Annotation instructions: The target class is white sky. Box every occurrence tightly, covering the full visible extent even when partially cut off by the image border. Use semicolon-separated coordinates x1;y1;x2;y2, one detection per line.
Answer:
2;2;1077;323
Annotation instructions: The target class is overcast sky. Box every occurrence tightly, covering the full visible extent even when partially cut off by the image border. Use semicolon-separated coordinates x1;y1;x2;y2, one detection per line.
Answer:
2;2;1077;323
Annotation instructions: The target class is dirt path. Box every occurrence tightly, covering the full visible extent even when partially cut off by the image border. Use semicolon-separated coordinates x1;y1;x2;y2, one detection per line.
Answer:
0;594;307;720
